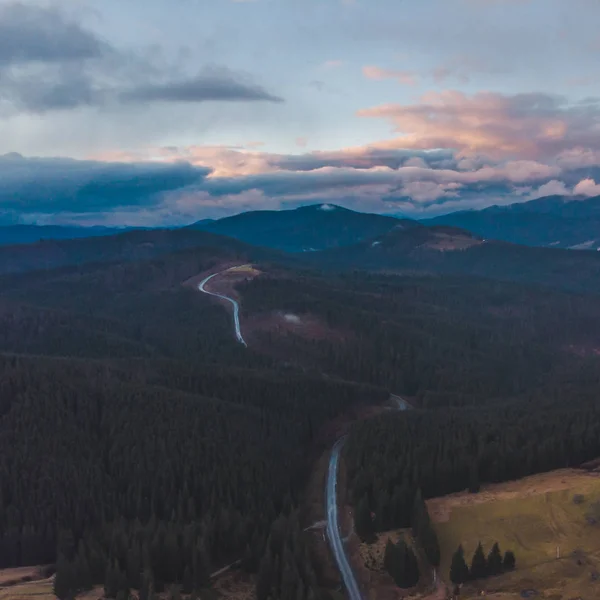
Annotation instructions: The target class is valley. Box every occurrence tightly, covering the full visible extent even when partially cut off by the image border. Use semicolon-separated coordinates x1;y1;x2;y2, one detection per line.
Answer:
1;209;600;600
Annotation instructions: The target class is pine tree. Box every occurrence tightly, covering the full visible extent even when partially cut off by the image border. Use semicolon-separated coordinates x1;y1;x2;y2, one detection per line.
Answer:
384;538;419;588
354;496;375;543
468;462;480;494
399;539;420;587
503;550;516;571
470;542;488;580
139;569;154;600
182;565;193;594
104;560;121;599
383;539;395;574
256;550;274;600
487;542;503;575
53;554;74;600
449;544;469;585
410;489;440;567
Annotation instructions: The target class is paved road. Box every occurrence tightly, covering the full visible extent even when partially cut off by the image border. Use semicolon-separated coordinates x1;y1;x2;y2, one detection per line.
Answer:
326;435;363;600
325;395;412;600
198;270;247;346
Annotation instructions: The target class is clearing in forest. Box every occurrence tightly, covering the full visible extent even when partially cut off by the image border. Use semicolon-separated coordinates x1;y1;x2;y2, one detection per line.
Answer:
427;469;600;599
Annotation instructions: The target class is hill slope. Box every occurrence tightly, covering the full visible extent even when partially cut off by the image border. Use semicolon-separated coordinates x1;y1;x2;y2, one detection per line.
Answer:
311;222;600;294
427;194;600;250
191;203;412;252
0;227;275;275
0;224;129;246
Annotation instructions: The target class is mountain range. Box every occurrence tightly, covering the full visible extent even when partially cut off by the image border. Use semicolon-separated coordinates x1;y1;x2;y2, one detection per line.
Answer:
4;193;600;253
427;194;600;250
189;203;407;252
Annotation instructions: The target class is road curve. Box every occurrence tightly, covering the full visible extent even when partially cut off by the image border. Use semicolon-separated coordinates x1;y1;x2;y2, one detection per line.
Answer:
198;270;247;346
326;436;363;600
326;396;412;599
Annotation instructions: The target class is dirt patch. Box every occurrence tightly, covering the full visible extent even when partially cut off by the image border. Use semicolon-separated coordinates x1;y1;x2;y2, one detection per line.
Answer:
0;566;46;587
424;233;484;252
212;570;254;600
245;310;354;346
427;469;600;524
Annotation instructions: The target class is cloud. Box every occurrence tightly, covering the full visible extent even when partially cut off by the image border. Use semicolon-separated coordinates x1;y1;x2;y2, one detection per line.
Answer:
528;179;570;199
400;181;462;202
322;60;343;69
121;69;283;104
556;147;600;169
573;178;600;197
295;137;308;148
357;90;600;160
0;153;210;219
0;2;107;66
362;65;418;86
0;3;281;114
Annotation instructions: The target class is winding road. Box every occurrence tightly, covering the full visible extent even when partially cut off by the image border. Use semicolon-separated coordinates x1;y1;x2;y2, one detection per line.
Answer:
198;269;247;346
198;270;413;598
326;396;413;600
326;436;364;600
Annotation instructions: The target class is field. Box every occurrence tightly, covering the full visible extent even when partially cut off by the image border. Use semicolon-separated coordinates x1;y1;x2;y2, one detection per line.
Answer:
0;575;103;600
428;469;600;599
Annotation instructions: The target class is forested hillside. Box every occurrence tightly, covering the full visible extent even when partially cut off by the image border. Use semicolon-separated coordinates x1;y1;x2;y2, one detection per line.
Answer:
239;270;600;406
0;242;387;599
2;225;600;599
310;227;600;294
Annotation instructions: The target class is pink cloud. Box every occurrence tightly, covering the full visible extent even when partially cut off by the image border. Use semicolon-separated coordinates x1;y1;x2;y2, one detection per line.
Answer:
401;181;462;202
357;90;600;160
528;179;570;199
295;137;308;148
362;65;418;86
573;178;600;197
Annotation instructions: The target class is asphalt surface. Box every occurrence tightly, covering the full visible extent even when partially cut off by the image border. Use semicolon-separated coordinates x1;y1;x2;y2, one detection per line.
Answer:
326;435;364;600
326;396;412;600
198;270;247;346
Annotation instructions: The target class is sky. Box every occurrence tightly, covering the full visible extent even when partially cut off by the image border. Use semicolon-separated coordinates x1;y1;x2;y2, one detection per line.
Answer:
2;0;600;226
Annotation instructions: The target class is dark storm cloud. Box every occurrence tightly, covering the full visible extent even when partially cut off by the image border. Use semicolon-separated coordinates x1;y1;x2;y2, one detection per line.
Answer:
3;68;104;112
0;3;282;114
122;71;284;104
0;2;107;65
0;153;212;213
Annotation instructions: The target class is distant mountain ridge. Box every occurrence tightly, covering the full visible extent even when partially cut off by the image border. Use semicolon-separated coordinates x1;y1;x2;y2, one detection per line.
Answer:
0;224;133;246
307;221;600;294
189;203;414;252
426;194;600;250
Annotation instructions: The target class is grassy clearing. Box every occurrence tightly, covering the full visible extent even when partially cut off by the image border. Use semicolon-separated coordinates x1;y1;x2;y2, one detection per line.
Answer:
428;469;600;598
0;577;104;600
226;265;261;276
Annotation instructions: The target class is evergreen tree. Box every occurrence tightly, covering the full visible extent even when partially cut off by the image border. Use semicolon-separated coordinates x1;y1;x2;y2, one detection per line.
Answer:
470;542;488;580
53;554;74;600
449;544;469;585
139;569;154;600
468;462;480;494
398;539;420;588
410;489;440;567
104;560;121;599
503;550;516;571
487;542;503;575
182;565;193;594
383;539;395;574
354;496;375;543
384;538;419;588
